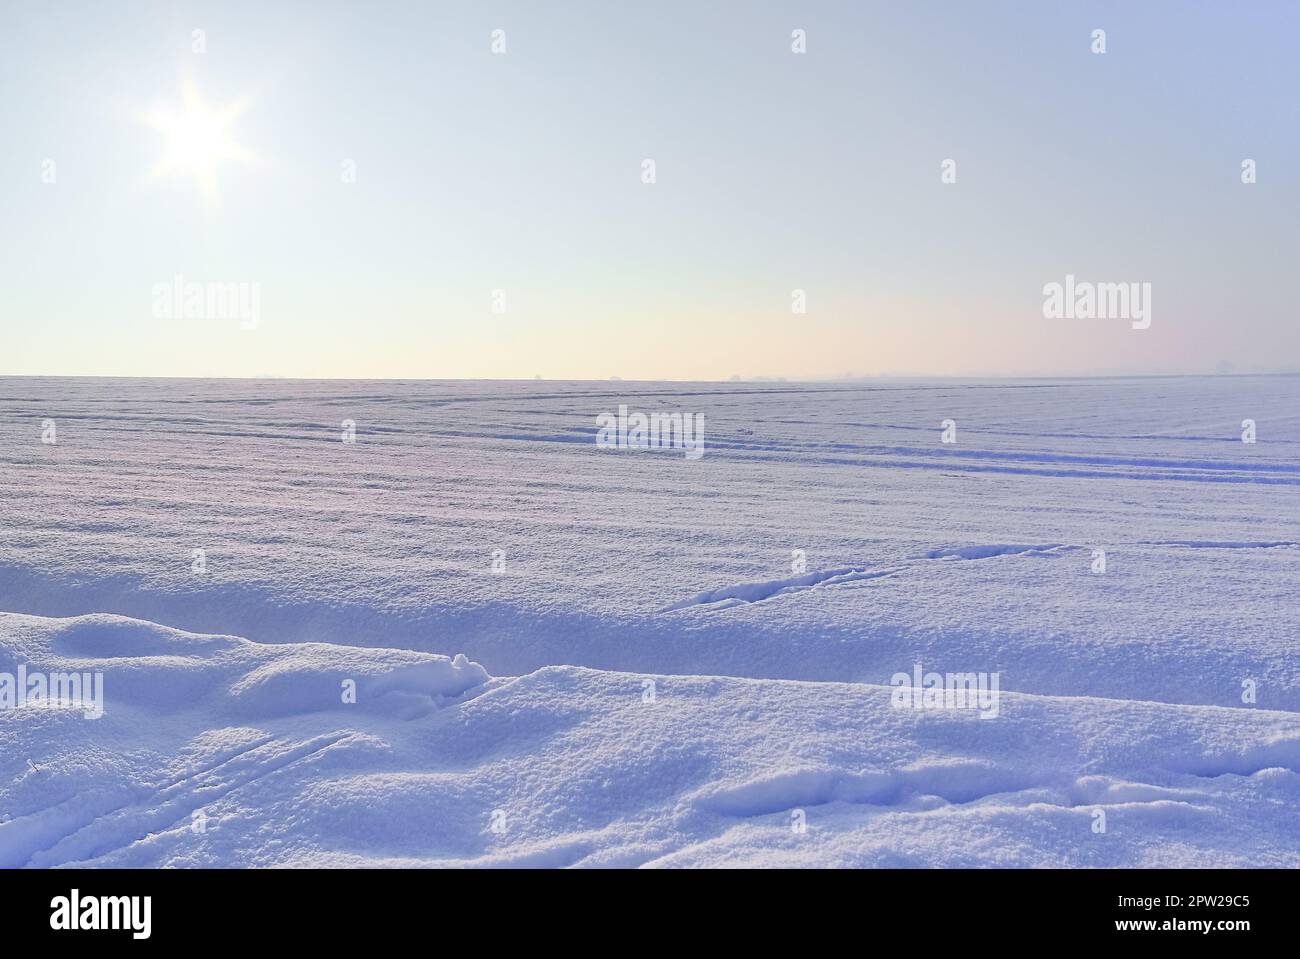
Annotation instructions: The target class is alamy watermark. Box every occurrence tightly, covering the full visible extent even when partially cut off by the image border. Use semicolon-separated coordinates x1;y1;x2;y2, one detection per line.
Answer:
890;663;1000;719
596;404;705;459
152;274;260;329
1043;274;1150;330
1;666;104;719
50;890;150;939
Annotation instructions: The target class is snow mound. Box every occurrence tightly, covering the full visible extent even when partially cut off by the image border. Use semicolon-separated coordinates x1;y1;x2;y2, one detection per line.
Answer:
3;612;1297;868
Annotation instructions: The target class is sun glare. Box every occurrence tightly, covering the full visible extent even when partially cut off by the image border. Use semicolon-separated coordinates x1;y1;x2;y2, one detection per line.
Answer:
146;81;253;200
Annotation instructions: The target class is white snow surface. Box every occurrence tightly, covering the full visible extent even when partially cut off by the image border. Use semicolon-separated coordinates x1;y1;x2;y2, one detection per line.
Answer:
2;376;1299;866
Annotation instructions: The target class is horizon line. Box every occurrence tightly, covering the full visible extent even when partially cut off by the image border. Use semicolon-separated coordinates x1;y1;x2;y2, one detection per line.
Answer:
3;371;1297;385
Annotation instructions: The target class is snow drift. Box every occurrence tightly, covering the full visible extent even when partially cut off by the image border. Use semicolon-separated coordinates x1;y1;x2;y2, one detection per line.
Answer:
3;611;1297;868
2;376;1298;866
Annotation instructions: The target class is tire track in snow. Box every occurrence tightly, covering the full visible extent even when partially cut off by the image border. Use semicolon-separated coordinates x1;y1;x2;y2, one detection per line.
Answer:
692;737;1300;821
16;732;354;868
658;567;898;612
659;544;1079;613
0;736;276;867
659;537;1298;615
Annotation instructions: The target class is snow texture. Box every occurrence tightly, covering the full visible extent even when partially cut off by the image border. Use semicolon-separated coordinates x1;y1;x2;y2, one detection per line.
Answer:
2;376;1298;866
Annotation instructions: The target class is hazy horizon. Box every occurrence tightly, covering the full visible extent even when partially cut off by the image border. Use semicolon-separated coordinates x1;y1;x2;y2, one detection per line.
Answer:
5;1;1298;379
4;369;1300;384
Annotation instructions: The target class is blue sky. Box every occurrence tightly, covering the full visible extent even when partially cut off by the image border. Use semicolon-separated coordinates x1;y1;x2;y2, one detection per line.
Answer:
2;1;1297;379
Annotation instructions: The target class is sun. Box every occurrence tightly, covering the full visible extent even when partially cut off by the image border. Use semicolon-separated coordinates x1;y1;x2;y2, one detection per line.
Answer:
146;81;254;200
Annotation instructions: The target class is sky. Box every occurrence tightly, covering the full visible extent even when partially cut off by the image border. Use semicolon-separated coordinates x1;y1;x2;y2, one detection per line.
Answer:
2;0;1298;380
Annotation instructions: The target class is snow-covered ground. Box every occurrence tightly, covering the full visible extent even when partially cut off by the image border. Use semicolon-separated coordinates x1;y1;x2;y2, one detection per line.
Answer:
2;376;1298;866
